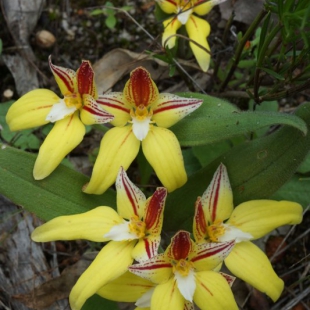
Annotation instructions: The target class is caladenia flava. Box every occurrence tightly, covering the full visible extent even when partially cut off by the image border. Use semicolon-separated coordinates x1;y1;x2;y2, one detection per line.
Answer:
156;0;228;72
31;167;167;310
5;56;114;180
83;66;203;195
193;163;303;301
128;230;238;310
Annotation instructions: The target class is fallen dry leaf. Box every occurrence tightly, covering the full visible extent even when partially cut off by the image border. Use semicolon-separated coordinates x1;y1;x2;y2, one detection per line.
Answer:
13;252;96;310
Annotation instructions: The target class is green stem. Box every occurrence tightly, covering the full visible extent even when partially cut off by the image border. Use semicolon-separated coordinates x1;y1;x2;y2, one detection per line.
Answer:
219;9;268;92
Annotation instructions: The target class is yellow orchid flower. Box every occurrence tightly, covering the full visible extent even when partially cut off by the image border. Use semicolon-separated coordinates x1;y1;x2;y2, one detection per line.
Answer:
6;56;114;180
193;163;303;302
83;66;202;194
31;167;167;310
98;254;235;310
129;230;238;310
157;0;227;72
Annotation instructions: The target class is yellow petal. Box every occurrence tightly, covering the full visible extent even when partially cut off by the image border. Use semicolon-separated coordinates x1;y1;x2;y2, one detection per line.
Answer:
194;271;238;310
97;93;131;127
193;1;214;15
162;17;182;49
116;167;146;219
31;207;123;242
6;89;59;131
97;271;154;302
142;126;187;192
151;278;185;310
157;1;177;14
49;56;78;95
80;94;114;125
201;163;233;223
83;126;140;194
227;200;303;239
33;112;85;180
152;93;202;128
224;242;284;302
132;235;161;262
185;16;211;72
70;240;135;310
129;253;173;284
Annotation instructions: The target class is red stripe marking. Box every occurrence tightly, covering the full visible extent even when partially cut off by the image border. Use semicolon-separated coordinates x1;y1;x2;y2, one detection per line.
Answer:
122;172;139;216
97;99;130;113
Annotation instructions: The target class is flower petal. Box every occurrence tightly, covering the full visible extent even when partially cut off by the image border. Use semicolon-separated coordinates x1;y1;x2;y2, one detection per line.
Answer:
166;231;194;261
45;99;77;122
193;0;227;15
194;271;238;310
175;268;196;302
70;240;135;310
129;253;173;284
193;197;207;243
132;235;161;262
124;67;159;108
220;272;236;287
144;187;167;235
104;220;137;241
152;93;202;128
31;207;123;242
33;112;85;180
97;93;131;126
6;89;59;131
97;271;154;302
162;17;182;49
157;0;177;14
192;241;235;271
80;94;114;125
225;241;284;302
116;166;146;219
151;278;185;310
227;200;303;239
49;56;77;95
201;163;233;223
136;287;155;308
76;60;97;98
142;126;187;192
185;16;211;72
83;126;140;194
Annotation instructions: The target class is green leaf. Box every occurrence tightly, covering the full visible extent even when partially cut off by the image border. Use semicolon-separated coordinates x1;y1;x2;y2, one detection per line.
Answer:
170;93;307;146
105;15;117;29
182;148;201;176
259;67;285;80
0;145;116;221
164;103;310;231
82;294;118;310
272;175;310;208
297;151;310;173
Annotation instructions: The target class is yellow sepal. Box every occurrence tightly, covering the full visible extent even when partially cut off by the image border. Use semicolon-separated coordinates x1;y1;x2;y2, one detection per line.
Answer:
33;112;85;180
6;89;60;131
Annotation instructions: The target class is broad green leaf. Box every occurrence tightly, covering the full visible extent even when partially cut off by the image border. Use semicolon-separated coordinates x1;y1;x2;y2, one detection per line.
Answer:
297;151;310;173
0;145;116;221
182;148;201;176
170;93;307;146
192;140;233;167
82;294;118;310
272;175;310;208
164;103;310;231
